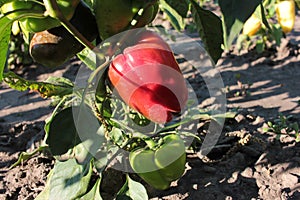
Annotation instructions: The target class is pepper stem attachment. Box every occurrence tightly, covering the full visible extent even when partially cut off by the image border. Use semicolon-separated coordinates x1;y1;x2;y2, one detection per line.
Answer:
43;0;96;50
144;137;156;149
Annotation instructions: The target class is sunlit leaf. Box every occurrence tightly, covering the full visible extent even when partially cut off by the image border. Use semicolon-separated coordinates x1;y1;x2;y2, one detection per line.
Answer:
0;16;12;82
116;174;148;200
35;169;54;200
79;177;103;200
0;0;13;8
9;145;48;169
164;0;190;18
43;159;93;200
77;47;97;70
3;71;73;98
219;0;261;49
295;0;300;9
160;0;185;31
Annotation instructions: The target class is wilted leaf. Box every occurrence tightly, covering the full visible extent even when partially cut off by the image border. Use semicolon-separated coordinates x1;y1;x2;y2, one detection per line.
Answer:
3;71;73;98
9;145;48;168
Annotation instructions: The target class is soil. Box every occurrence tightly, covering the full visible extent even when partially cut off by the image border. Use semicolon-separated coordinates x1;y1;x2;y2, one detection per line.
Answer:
1;8;300;200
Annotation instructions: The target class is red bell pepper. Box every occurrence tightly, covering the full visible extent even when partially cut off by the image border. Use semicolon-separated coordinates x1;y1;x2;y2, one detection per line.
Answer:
108;30;188;123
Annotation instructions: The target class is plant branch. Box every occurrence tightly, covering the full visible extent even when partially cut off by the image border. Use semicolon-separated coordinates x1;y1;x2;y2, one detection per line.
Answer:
44;0;96;50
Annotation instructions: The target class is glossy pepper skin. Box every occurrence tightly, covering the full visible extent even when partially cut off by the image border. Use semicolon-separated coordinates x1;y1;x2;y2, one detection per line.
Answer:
0;0;44;20
276;0;295;33
108;30;188;123
242;14;261;36
129;134;186;190
21;0;80;33
94;0;159;40
0;0;80;33
29;1;98;67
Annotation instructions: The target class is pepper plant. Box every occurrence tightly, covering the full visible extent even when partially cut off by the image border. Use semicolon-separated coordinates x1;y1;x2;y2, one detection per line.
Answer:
237;0;299;53
0;0;276;199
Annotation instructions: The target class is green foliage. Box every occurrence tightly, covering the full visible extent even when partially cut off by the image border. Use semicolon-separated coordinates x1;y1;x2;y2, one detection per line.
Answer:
160;0;185;31
234;0;294;53
35;158;93;200
10;145;48;169
219;0;261;50
45;107;82;156
296;0;300;8
0;16;12;81
7;32;33;68
164;0;189;17
1;0;293;199
190;0;223;64
80;178;102;200
263;114;300;142
116;175;148;200
3;71;74;97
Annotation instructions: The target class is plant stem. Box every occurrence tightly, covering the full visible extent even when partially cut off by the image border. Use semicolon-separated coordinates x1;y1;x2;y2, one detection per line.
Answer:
44;0;96;50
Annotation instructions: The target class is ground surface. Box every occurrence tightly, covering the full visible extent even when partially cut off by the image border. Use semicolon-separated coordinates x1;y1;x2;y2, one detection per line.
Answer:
1;7;300;200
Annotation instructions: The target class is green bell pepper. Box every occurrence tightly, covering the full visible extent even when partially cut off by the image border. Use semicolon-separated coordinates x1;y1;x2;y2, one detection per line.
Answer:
0;0;45;20
0;0;80;33
129;134;186;190
93;0;159;40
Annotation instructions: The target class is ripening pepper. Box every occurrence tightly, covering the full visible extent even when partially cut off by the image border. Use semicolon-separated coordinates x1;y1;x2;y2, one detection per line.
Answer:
29;1;98;67
129;134;186;190
108;30;188;123
276;0;295;33
242;14;261;36
93;0;159;40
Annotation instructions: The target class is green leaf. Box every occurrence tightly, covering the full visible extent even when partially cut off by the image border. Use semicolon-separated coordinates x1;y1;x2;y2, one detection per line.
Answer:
160;0;186;31
219;0;261;49
116;175;148;200
35;168;54;200
255;39;265;54
81;0;94;10
295;0;300;9
0;0;11;6
295;133;300;143
0;16;12;82
262;127;270;133
45;76;74;87
3;71;74;98
271;23;283;46
9;145;48;168
36;159;93;200
79;177;102;200
73;102;106;158
260;3;271;30
47;159;93;200
77;47;97;70
46;107;82;156
190;0;223;64
74;142;94;164
110;127;126;146
164;0;190;18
